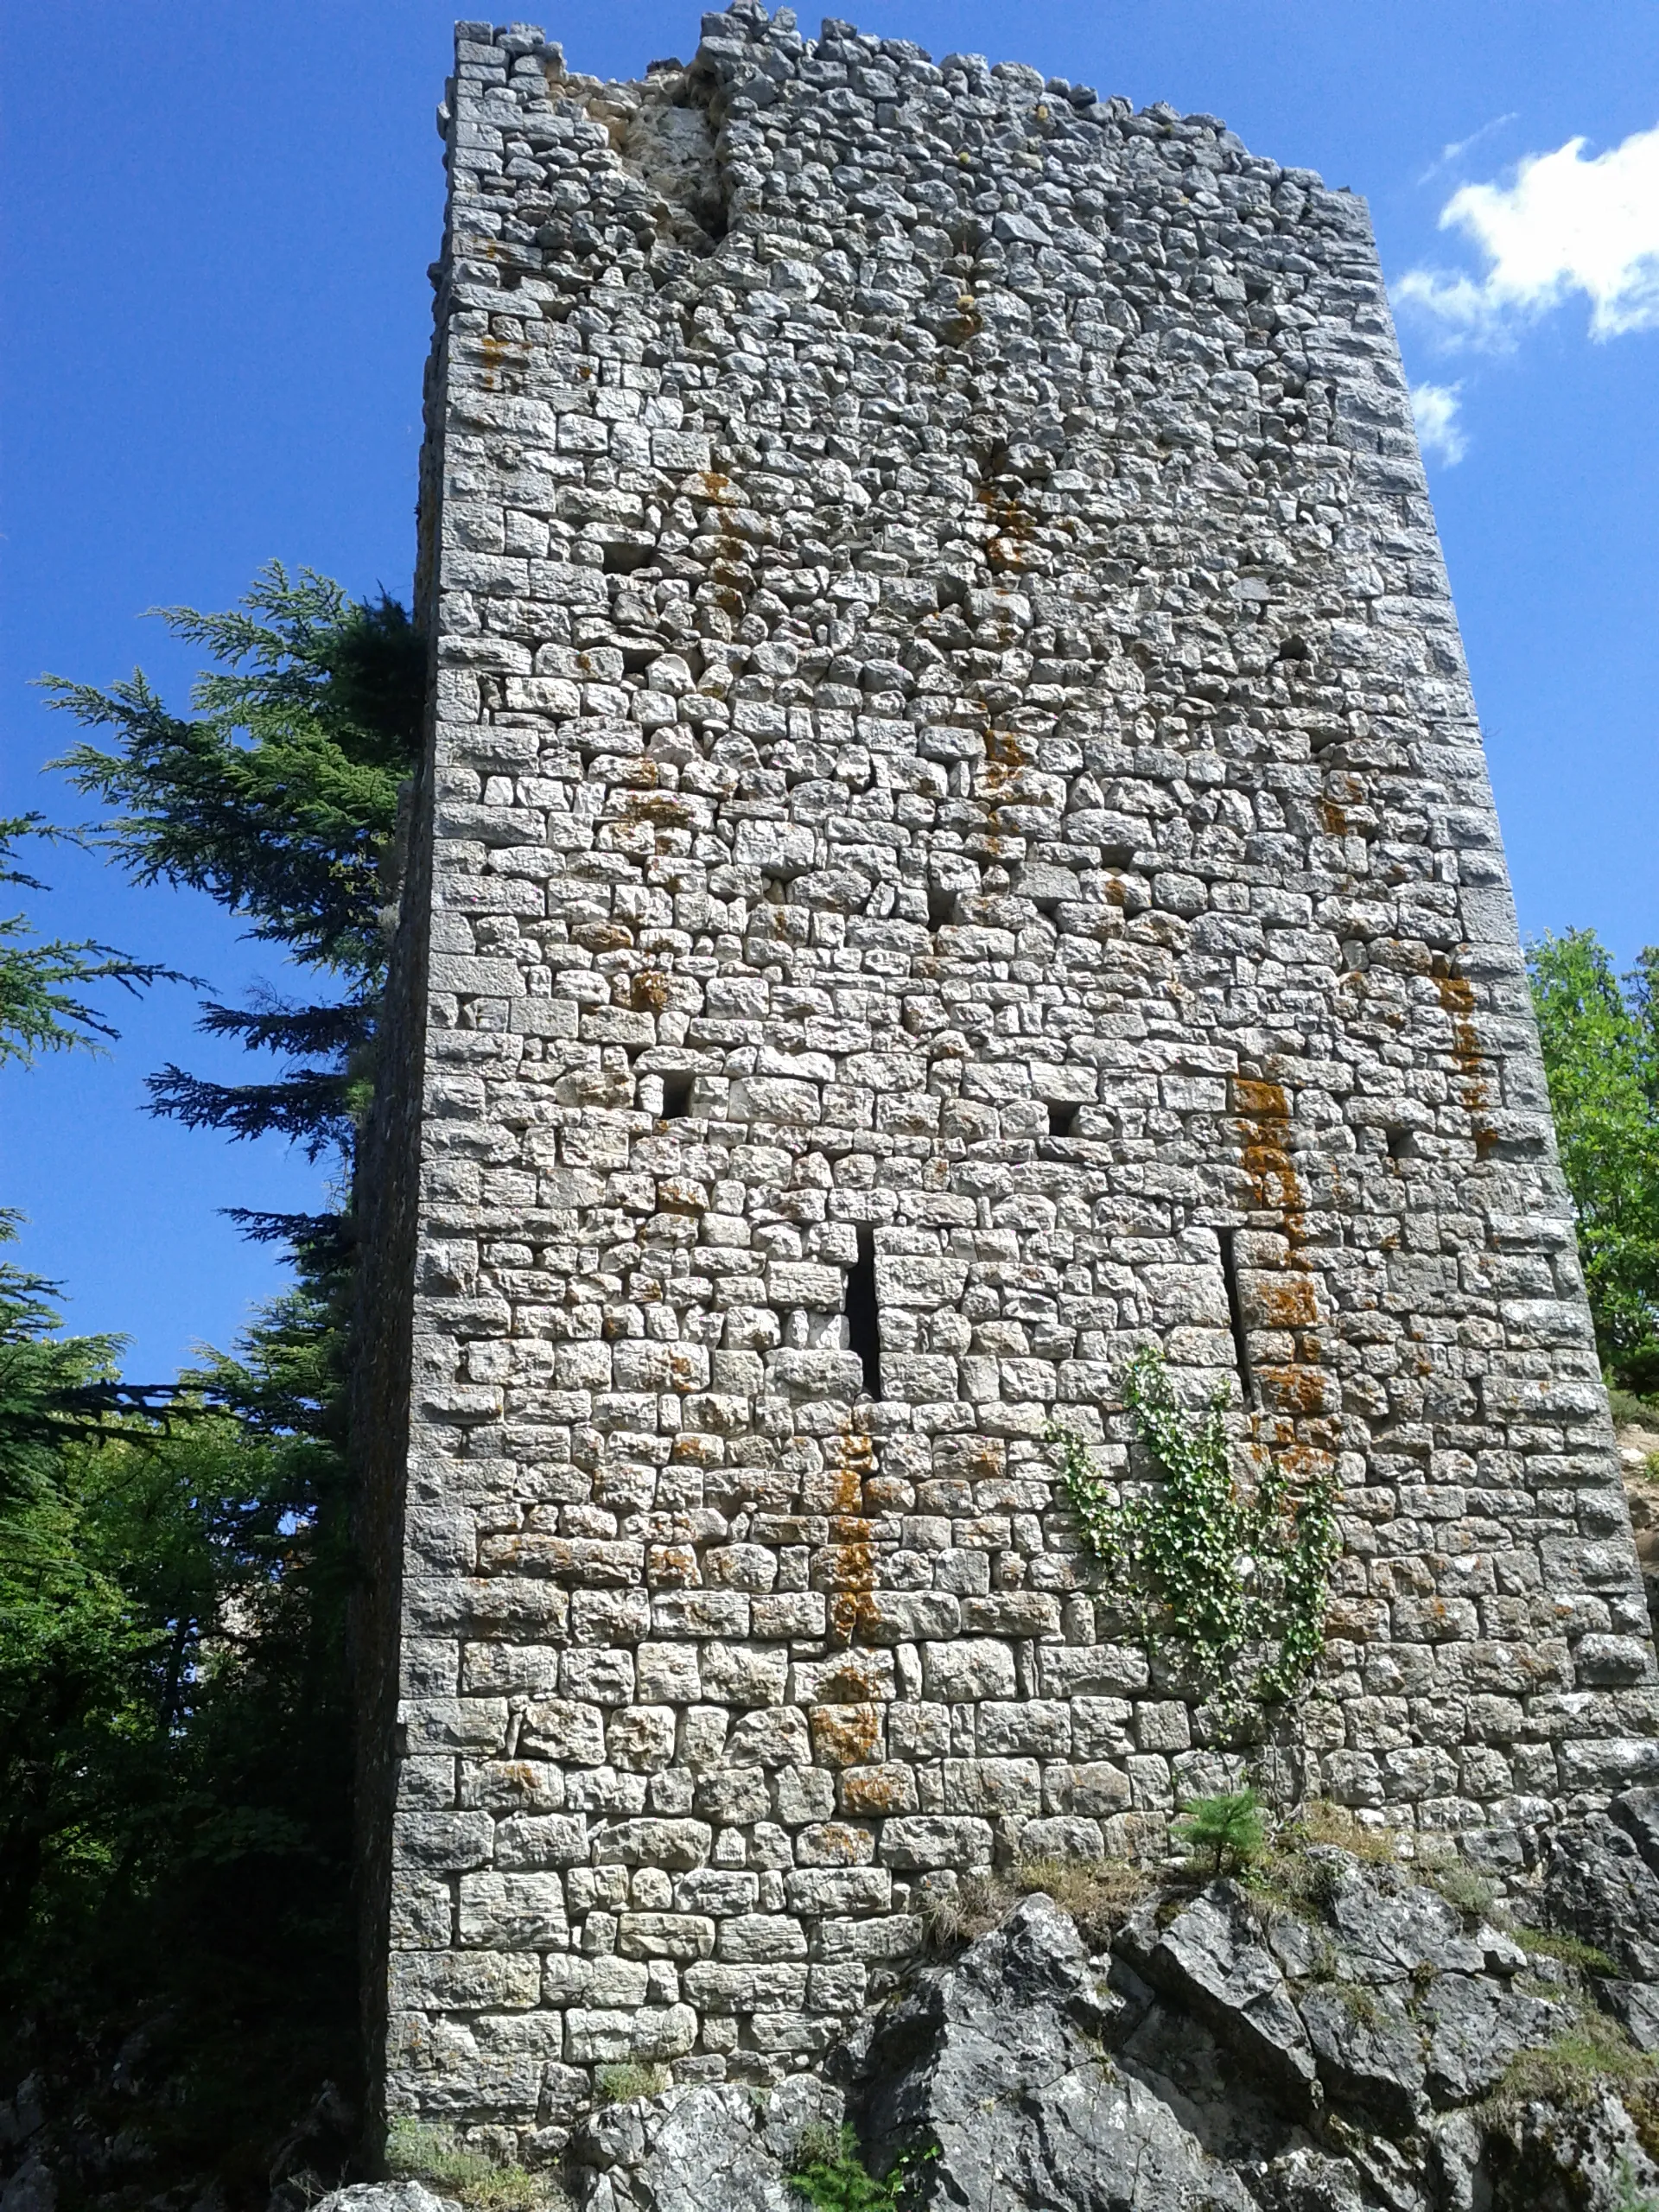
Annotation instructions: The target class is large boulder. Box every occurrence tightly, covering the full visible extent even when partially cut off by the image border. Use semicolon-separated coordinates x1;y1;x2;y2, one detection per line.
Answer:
1120;1882;1319;2109
855;1892;1255;2212
1546;1814;1659;1980
570;2075;842;2212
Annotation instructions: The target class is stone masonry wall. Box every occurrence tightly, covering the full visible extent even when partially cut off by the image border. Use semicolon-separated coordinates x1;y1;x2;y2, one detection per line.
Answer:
372;2;1659;2145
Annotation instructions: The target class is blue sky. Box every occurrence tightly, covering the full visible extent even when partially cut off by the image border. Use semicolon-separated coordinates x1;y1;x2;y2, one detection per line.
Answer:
3;1;1656;1379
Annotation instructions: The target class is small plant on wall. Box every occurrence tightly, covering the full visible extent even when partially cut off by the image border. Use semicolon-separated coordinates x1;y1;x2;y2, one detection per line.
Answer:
1049;1346;1340;1728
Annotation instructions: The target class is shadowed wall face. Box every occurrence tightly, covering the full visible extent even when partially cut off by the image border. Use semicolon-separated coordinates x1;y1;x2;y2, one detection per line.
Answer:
373;3;1655;2139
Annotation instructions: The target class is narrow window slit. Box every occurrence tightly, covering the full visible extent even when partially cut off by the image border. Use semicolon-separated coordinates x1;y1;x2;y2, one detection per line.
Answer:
1048;1101;1079;1138
847;1227;883;1400
660;1073;694;1121
927;885;956;930
1386;1125;1417;1165
1217;1227;1255;1404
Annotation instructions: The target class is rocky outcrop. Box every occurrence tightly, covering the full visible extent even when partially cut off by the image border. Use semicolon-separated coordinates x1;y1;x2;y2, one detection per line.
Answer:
569;1800;1659;2212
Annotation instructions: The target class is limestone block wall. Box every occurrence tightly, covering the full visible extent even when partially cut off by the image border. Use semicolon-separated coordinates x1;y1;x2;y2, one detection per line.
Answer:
365;2;1658;2139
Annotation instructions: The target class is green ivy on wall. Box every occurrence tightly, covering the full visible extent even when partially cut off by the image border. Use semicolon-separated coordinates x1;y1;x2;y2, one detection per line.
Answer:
1050;1347;1340;1727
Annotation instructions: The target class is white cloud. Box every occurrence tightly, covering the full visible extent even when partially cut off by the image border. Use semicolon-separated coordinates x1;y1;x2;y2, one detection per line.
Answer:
1398;122;1659;345
1415;111;1517;186
1410;382;1467;464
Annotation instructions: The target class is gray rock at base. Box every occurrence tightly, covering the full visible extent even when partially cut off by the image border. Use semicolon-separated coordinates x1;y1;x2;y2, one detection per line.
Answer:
571;2077;842;2212
314;2189;459;2212
856;1892;1255;2212
0;2156;56;2212
1609;1786;1659;1880
1599;1978;1659;2054
1297;1984;1425;2133
1545;1815;1659;1980
1121;1883;1319;2109
1485;2088;1659;2212
1417;1974;1564;2107
1325;1872;1486;1983
1253;2146;1372;2212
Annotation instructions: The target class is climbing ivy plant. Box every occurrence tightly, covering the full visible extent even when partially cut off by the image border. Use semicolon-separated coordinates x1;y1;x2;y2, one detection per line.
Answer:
1050;1347;1340;1726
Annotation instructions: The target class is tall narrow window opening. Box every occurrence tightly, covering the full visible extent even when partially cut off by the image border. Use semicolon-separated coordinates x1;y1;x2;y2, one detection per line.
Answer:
1048;1101;1078;1138
1217;1227;1255;1405
927;884;956;930
1386;1125;1417;1166
660;1072;694;1120
847;1227;883;1400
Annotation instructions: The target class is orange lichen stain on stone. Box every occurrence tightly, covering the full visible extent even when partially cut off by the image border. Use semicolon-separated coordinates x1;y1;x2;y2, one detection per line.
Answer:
645;1541;700;1587
1316;796;1349;836
655;1179;707;1216
631;969;671;1012
807;1650;889;1706
1432;959;1496;1151
696;470;737;504
839;1764;913;1816
1254;1363;1337;1421
572;920;634;953
619;793;698;830
799;1822;874;1865
808;1427;879;1646
810;1702;882;1768
1249;1274;1321;1332
670;1432;724;1467
1233;1077;1306;1228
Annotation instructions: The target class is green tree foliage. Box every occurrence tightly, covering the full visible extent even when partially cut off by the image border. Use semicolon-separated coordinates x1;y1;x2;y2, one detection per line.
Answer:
44;563;423;1160
3;566;422;2197
1171;1789;1269;1878
0;815;181;1066
1528;929;1659;1396
0;1257;357;2191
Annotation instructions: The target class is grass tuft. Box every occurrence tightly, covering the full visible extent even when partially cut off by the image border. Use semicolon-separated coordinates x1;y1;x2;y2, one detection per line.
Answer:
594;2063;671;2107
1495;2011;1659;2109
1511;1926;1620;1976
1433;1864;1497;1921
1281;1799;1398;1864
919;1855;1150;1953
385;2119;561;2212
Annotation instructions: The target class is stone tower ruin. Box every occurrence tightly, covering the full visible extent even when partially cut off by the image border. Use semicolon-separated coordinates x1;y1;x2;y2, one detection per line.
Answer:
352;3;1659;2144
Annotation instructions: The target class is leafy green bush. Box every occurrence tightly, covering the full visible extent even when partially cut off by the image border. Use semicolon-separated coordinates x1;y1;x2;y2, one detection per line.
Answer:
1050;1347;1339;1723
790;2125;909;2212
1172;1790;1269;1877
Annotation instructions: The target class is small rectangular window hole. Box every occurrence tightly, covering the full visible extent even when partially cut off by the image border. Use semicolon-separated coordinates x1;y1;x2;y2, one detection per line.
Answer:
847;1227;883;1401
1386;1126;1418;1164
1047;1102;1079;1138
927;885;957;930
660;1073;694;1121
1217;1226;1255;1405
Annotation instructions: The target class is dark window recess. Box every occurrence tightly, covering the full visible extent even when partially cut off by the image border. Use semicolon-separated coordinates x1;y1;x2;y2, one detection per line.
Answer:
660;1073;694;1120
1386;1126;1418;1164
847;1228;883;1400
1217;1227;1255;1403
927;885;957;929
1048;1101;1079;1138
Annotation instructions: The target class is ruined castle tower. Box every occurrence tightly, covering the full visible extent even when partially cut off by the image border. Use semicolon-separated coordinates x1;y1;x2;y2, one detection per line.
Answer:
353;4;1658;2140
